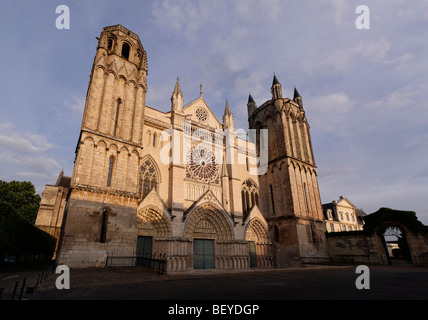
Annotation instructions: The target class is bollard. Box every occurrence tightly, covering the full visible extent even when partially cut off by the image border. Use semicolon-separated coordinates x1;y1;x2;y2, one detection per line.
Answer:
18;278;27;300
11;281;19;300
35;274;41;290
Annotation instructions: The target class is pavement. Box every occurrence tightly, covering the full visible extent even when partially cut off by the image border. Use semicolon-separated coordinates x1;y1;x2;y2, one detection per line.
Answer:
6;264;426;300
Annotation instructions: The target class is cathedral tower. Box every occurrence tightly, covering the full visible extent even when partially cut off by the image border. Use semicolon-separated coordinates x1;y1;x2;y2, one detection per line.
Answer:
57;25;149;267
249;74;328;267
81;25;147;143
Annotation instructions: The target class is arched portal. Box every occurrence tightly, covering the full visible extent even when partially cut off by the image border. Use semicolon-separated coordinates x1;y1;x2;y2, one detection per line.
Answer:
184;203;236;270
363;208;428;266
136;206;171;262
378;223;412;264
245;218;273;268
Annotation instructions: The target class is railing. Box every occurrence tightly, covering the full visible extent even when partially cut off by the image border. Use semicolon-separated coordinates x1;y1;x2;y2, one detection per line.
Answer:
105;255;166;274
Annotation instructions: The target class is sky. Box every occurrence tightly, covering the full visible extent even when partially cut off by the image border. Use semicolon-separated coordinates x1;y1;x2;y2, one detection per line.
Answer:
0;0;427;224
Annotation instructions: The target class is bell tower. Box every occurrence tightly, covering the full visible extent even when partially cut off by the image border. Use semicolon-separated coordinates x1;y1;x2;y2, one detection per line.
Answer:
249;74;328;267
81;25;148;145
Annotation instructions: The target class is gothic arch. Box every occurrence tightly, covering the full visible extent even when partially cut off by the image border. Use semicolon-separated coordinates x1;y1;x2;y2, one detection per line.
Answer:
245;218;269;244
136;205;171;238
184;203;234;242
241;178;259;216
139;155;161;199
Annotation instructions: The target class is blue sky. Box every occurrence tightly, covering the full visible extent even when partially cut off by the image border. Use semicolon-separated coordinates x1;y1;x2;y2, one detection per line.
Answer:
1;0;427;224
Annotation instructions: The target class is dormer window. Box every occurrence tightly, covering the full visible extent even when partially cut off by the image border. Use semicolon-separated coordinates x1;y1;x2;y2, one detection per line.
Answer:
121;43;130;60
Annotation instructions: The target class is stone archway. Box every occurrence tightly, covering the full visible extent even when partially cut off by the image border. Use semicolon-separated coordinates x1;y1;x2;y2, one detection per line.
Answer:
363;208;428;266
378;223;412;264
136;206;172;260
245;218;274;268
184;203;245;270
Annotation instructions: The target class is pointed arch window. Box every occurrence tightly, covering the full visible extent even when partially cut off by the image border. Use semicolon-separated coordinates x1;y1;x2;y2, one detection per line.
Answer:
140;159;159;199
241;179;259;216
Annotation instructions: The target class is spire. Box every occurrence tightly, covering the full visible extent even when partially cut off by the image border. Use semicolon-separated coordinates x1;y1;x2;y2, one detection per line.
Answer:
248;93;255;104
293;85;303;109
171;77;183;112
172;77;182;96
293;86;301;100
223;99;234;130
224;99;232;116
272;73;280;87
247;93;257;119
200;83;203;97
271;73;283;100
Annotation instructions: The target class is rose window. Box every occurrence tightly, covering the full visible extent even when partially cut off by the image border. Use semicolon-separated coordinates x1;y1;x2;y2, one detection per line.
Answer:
195;108;208;122
186;146;219;184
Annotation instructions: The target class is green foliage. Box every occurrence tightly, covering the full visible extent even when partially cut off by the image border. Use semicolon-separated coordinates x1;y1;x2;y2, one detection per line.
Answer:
0;202;56;258
0;180;41;224
362;207;428;235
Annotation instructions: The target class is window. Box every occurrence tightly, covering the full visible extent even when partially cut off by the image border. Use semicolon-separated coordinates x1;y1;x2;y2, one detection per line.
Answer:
107;157;114;187
100;211;108;243
153;133;157;147
241;179;259;216
241;190;247;214
113;98;122;137
121;43;130;60
270;184;275;215
108;38;114;51
329;223;335;232
140;159;158;199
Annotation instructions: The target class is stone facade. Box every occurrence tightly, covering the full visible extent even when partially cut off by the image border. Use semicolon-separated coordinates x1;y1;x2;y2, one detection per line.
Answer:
37;25;332;271
323;196;365;233
35;170;70;258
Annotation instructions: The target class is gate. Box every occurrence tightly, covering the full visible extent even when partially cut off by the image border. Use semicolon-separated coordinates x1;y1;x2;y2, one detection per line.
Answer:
136;236;153;267
248;241;257;268
193;239;215;269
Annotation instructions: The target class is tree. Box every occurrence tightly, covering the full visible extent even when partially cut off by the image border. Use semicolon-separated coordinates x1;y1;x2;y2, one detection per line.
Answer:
0;180;41;224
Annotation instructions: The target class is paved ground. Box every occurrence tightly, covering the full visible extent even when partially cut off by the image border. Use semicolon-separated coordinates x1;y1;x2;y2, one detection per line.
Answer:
14;264;428;300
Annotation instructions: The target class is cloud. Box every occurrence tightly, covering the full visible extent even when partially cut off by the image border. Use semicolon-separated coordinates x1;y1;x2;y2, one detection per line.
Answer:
0;122;54;155
64;95;86;115
0;122;61;192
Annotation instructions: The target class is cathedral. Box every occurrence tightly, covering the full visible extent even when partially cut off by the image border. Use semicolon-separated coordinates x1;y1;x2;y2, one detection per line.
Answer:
35;25;330;272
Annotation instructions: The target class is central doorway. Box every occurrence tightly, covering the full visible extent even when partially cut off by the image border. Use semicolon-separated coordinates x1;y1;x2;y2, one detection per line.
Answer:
193;239;215;269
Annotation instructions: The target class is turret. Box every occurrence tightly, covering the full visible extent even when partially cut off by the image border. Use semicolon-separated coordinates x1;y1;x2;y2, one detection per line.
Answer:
171;77;183;112
271;74;283;101
293;86;303;110
222;100;234;131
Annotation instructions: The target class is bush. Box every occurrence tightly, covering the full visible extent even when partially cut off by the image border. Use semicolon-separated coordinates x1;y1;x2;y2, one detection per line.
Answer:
0;202;56;261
